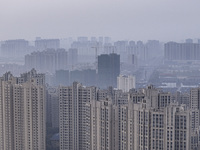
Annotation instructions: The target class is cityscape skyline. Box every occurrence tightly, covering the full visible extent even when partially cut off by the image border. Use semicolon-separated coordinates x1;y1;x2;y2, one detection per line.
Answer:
1;37;200;149
1;0;200;149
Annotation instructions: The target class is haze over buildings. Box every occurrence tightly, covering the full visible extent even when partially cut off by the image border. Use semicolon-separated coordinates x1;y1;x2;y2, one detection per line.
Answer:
58;84;200;150
0;1;200;41
1;0;200;149
1;38;200;149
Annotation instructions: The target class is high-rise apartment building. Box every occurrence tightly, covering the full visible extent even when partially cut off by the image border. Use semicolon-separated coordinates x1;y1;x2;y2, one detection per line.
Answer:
35;38;60;51
89;99;115;150
59;82;97;150
125;101;191;150
70;69;96;86
89;94;191;150
164;42;200;60
173;91;190;107
1;39;34;57
68;48;78;69
98;53;120;88
71;37;100;63
141;85;171;109
190;87;200;110
146;40;161;58
59;83;197;150
117;75;136;92
25;48;68;73
114;41;128;62
0;69;46;150
190;87;200;132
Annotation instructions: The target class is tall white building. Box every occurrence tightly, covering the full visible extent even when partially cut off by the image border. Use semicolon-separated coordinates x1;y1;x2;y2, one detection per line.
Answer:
0;70;46;150
190;87;200;110
89;98;129;150
88;97;191;150
89;99;115;150
117;75;136;92
126;101;191;150
59;82;96;150
59;84;196;150
91;97;191;150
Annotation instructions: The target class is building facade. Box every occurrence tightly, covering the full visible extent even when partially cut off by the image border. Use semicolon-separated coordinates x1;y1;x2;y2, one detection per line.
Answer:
117;75;136;92
59;82;97;150
98;53;120;88
59;83;198;150
0;69;46;150
25;48;68;73
164;42;200;60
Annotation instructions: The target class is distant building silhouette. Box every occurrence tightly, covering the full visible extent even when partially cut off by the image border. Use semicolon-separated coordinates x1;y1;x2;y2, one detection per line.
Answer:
164;42;200;60
68;48;78;69
46;87;59;128
25;48;68;73
70;69;96;86
55;70;70;86
98;53;120;88
1;39;34;57
186;38;193;43
35;38;60;51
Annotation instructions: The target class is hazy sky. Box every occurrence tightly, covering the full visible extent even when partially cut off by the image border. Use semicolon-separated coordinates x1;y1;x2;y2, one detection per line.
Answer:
0;0;200;41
